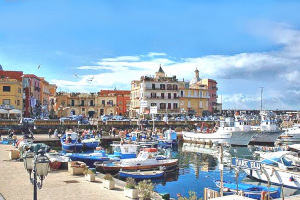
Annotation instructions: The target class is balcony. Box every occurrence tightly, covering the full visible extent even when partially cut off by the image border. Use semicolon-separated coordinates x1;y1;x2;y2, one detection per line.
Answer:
145;87;178;91
145;96;179;100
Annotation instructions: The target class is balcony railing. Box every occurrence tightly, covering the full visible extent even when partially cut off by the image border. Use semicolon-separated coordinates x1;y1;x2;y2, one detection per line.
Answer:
145;87;178;91
145;96;179;100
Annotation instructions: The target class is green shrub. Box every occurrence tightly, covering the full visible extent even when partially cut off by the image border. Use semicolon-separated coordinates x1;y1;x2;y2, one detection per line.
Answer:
125;177;136;189
178;191;202;200
103;173;113;181
137;179;154;200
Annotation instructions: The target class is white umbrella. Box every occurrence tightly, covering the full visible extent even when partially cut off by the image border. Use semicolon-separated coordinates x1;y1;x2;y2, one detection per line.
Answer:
8;109;21;114
0;109;8;114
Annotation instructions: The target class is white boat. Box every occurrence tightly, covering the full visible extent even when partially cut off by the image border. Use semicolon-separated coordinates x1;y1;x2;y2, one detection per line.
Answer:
240;151;300;189
249;112;283;145
95;148;177;174
276;124;300;144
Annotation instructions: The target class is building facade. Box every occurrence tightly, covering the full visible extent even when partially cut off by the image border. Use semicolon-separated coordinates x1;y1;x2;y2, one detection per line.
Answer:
54;90;130;118
201;78;218;114
130;66;180;117
0;78;23;111
178;70;210;116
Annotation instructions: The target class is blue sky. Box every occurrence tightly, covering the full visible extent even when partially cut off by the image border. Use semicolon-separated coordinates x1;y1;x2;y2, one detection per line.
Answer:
1;0;300;110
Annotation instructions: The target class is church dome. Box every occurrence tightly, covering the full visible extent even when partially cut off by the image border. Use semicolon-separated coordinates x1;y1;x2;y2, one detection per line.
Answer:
189;77;201;85
189;68;201;85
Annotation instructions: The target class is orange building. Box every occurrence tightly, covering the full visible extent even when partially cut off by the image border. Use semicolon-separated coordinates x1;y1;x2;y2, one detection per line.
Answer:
98;90;130;116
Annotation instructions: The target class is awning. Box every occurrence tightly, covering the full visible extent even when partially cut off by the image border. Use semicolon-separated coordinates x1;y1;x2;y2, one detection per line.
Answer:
0;109;8;114
8;109;22;114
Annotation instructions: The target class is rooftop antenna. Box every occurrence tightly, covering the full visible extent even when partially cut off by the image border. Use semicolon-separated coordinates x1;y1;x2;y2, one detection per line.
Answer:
260;87;263;111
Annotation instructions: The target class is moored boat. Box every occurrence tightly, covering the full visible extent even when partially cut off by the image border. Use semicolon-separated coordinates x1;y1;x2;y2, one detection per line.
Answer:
119;170;164;179
61;132;83;153
95;148;178;174
214;180;281;200
81;134;100;149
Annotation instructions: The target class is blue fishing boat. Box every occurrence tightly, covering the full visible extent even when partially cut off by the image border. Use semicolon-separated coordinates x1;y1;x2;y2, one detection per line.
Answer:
61;132;83;153
158;130;177;147
119;170;164;179
67;150;109;167
214;180;281;200
81;134;100;149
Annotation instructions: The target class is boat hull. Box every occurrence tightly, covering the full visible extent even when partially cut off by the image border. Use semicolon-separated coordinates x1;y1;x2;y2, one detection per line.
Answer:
243;165;300;189
249;131;283;145
68;153;110;167
61;143;83;153
96;159;178;174
182;131;254;146
119;170;164;179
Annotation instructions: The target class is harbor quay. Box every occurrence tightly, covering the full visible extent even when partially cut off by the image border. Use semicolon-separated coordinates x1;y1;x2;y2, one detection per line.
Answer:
0;134;164;200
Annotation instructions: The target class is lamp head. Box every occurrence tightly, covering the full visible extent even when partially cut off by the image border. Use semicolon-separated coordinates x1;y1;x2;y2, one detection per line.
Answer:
34;149;50;177
23;149;35;171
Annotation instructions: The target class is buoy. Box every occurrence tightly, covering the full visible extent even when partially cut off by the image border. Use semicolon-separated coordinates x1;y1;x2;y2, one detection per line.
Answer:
289;176;294;182
261;191;267;200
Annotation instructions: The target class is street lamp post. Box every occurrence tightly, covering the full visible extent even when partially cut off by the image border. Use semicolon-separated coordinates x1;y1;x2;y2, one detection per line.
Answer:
23;149;50;200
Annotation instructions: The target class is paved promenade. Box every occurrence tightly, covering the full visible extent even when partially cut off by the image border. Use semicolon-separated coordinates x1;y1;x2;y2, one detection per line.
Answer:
0;135;146;200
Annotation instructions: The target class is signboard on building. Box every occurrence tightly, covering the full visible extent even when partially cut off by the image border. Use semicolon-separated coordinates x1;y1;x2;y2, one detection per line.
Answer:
231;158;261;170
140;101;147;108
150;106;157;114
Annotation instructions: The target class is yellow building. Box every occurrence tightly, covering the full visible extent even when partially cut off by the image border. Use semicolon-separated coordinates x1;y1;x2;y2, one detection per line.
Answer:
179;69;209;116
0;78;23;111
129;80;141;117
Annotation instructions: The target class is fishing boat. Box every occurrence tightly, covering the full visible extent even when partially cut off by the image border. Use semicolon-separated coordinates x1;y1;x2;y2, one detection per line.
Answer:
119;170;164;179
95;148;178;174
61;132;83;153
109;143;140;159
81;134;100;149
234;151;300;189
214;180;281;200
67;150;110;168
158;129;177;147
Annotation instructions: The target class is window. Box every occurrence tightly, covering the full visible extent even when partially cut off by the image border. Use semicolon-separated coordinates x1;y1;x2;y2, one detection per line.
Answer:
206;101;208;107
82;108;85;111
167;84;172;90
168;93;171;99
151;92;156;98
188;91;191;97
188;101;191;108
160;103;166;109
81;100;84;106
160;84;165;90
151;103;157;106
102;100;105;105
90;100;94;106
173;93;177;98
118;101;122;105
194;91;197;97
3;86;10;92
152;84;155;89
181;91;184;97
108;100;113;105
168;103;171;109
173;85;178;90
199;101;203;108
17;100;20;106
173;103;178;109
199;91;203;98
161;93;164;99
180;100;184;106
18;88;21;93
2;99;10;105
71;100;75;106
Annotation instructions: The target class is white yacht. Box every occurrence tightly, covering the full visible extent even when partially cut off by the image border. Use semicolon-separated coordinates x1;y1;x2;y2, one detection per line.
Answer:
276;124;300;144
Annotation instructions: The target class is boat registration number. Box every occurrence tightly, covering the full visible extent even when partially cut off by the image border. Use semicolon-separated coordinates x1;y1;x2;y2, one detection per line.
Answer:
232;158;261;170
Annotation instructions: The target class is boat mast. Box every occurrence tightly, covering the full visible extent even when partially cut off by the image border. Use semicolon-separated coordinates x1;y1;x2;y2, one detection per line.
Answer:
260;87;263;111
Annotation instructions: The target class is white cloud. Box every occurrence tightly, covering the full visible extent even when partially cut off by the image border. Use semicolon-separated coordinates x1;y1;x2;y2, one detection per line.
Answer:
147;52;167;57
52;22;300;109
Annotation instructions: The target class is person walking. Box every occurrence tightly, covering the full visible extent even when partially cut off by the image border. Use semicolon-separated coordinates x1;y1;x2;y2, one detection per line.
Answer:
48;128;52;138
54;129;58;139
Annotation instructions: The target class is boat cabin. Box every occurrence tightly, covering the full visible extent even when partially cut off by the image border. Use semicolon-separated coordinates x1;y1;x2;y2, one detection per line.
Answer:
110;143;140;159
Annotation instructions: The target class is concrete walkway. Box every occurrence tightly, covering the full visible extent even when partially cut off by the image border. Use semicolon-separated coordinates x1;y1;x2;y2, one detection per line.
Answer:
0;135;141;200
